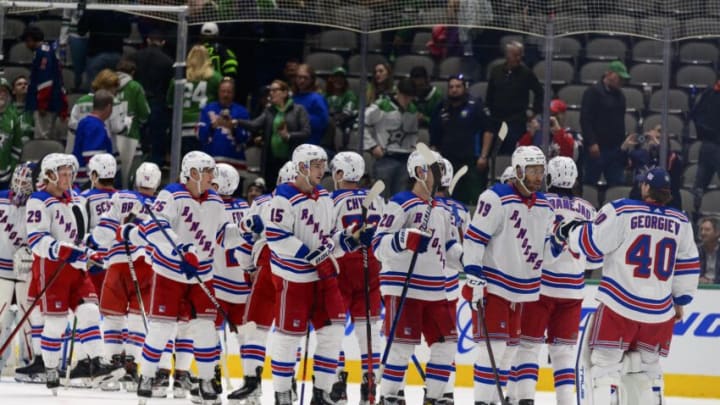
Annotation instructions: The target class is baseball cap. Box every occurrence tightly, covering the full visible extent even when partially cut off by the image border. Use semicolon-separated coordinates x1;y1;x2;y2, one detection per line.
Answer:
550;99;567;114
608;60;630;79
331;67;347;76
201;22;219;36
642;167;671;190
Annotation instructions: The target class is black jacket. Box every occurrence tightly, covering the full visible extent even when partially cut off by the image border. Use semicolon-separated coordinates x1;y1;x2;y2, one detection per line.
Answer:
698;243;720;284
430;95;490;164
131;46;174;102
78;11;131;57
580;81;626;149
690;86;720;144
486;62;543;123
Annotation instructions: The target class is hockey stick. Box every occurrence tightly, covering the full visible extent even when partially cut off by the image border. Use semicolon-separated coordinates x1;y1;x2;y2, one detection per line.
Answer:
221;328;233;390
141;202;238;333
299;284;317;405
63;315;77;388
490;122;509;181
0;205;85;358
360;180;384;405
380;143;441;370
123;239;149;333
448;165;468;196
477;298;507;405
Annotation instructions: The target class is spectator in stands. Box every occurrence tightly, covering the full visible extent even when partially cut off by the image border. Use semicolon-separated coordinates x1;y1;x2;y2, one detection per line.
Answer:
22;26;68;140
430;74;493;204
410;66;443;129
245;177;266;202
236;79;310;186
0;78;24;188
72;89;115;188
699;217;720;284
68;70;130;151
116;58;151;187
623;125;683;210
200;22;239;80
12;76;34;142
486;40;543;154
77;10;131;90
364;78;419;198
168;45;221;156
580;60;629;187
283;58;300;89
60;8;87;91
325;67;358;151
517;99;578;161
132;29;173;167
689;76;720;212
198;77;250;170
292;64;329;146
367;62;395;103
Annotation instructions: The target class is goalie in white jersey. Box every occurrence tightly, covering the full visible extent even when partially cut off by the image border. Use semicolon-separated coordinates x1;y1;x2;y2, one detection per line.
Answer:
513;157;600;405
133;151;247;404
555;167;700;405
0;163;41;378
462;146;557;404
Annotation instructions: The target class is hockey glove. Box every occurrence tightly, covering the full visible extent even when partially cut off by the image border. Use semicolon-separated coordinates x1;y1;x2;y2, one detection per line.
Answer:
52;241;85;263
462;274;487;311
116;223;136;243
13;247;33;275
178;244;200;280
241;214;264;234
393;229;431;253
87;251;105;274
358;226;376;248
553;217;585;245
306;245;338;280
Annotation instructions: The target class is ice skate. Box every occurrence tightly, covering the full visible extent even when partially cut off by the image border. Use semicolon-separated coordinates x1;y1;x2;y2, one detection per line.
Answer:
212;363;223;394
198;378;221;405
15;356;46;383
359;372;376;405
173;369;197;399
379;391;406;404
152;368;170;398
330;370;349;402
122;355;139;392
100;354;125;391
275;389;294;405
45;367;60;396
312;386;349;404
137;374;153;405
227;366;263;404
69;356;124;388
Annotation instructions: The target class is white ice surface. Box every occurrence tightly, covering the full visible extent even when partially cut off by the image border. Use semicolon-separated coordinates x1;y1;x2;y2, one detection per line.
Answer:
0;378;717;405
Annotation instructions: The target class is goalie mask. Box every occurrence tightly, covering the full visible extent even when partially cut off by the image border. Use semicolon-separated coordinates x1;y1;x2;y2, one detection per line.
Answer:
11;161;36;206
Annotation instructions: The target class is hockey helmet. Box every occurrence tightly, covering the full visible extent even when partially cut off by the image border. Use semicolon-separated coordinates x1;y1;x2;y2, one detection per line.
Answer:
440;158;454;188
511;145;546;181
40;153;74;184
180;151;216;184
330;151;365;183
277;161;297;185
214;163;240;196
135;162;162;190
406;150;440;181
546;156;578;189
500;166;515;184
88;153;117;180
292;144;327;174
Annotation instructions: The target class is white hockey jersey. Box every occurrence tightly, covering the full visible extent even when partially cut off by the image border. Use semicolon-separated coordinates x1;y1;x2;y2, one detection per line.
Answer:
568;199;700;323
249;193;272;267
435;195;469;301
463;183;556;303
90;190;155;267
373;191;462;302
27;190;89;272
541;193;601;300
0;190;27;280
265;183;340;283
80;187;117;243
140;183;244;284
331;188;384;260
213;197;252;304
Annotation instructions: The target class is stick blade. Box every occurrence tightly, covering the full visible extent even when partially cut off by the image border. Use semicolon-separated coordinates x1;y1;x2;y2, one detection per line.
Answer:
449;165;468;195
71;205;85;243
363;180;385;209
498;121;509;141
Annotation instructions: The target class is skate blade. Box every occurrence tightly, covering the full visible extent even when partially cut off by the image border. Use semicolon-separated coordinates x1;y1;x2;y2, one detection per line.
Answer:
173;388;188;398
89;367;126;388
14;375;47;384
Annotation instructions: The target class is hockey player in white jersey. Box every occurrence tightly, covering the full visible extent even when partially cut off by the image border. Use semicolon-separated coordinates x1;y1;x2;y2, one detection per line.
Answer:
134;151;247;405
462;145;556;404
266;144;359;405
373;150;461;404
229;161;295;405
26;153;123;393
92;162;161;390
513;157;600;405
329;151;383;403
433;157;469;401
80;153;118;298
0;163;40;378
555;167;700;405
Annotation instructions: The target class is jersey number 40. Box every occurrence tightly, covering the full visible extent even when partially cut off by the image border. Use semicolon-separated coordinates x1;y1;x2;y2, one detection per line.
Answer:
625;234;677;281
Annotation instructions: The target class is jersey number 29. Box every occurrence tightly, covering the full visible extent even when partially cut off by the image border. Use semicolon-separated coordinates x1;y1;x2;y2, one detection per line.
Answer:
626;234;677;281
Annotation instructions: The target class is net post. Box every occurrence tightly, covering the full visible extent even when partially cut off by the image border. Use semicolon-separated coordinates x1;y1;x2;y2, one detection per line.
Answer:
169;8;188;181
660;24;672;170
357;20;369;155
541;16;554;153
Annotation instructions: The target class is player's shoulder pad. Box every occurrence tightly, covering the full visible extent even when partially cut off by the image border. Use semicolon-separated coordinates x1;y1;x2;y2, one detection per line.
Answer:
253;193;272;207
274;183;301;200
332;188;362;205
29;190;53;202
489;183;514;198
389;191;426;212
533;191;552;209
450;198;469;213
205;188;223;204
